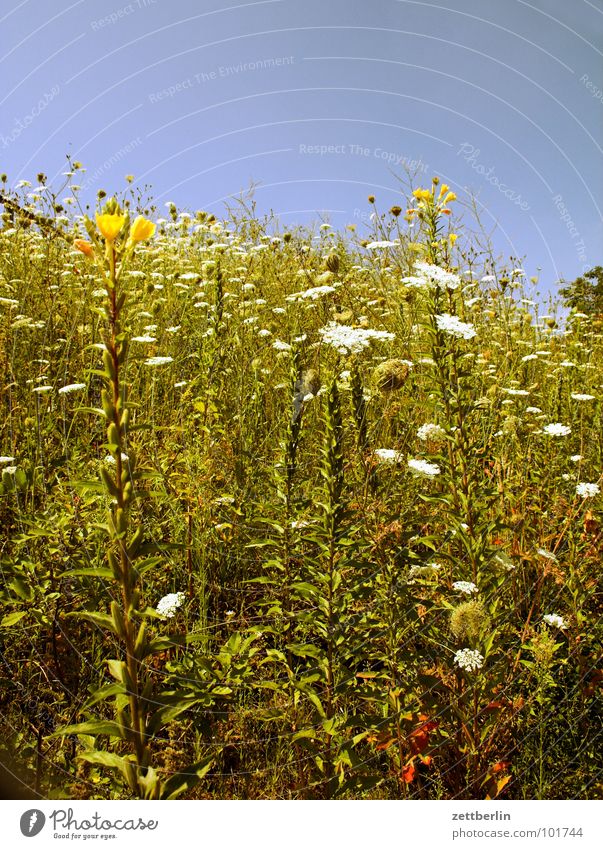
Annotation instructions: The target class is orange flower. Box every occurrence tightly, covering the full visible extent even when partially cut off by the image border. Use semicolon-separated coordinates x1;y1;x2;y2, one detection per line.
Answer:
74;239;94;257
96;213;126;243
128;215;156;243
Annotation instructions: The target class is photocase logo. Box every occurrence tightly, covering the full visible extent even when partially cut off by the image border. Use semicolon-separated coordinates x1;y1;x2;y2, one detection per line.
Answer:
19;810;46;837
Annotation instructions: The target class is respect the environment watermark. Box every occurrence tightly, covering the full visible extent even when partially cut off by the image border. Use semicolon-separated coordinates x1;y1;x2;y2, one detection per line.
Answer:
148;56;295;102
81;137;143;191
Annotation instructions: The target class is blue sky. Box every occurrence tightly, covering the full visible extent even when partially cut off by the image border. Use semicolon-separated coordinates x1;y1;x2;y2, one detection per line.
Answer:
1;0;602;291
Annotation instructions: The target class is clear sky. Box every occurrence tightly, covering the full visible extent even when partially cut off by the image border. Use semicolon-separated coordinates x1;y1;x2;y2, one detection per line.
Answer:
1;0;602;291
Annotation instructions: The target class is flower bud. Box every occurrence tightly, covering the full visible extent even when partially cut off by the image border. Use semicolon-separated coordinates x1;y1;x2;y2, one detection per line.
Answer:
74;239;94;258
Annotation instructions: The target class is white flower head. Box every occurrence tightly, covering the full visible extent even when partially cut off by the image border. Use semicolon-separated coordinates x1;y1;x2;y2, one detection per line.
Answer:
366;240;399;249
543;423;571;437
286;284;337;302
417;423;446;442
543;613;568;630
414;262;462;290
454;648;484;673
374;448;403;464
407;458;441;477
144;356;173;367
58;383;86;394
576;482;600;498
435;313;476;340
156;591;185;619
452;580;479;595
571;393;595;402
319;322;395;355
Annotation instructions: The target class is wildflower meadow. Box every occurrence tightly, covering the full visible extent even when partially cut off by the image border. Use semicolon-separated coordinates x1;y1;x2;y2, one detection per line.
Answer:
0;170;601;801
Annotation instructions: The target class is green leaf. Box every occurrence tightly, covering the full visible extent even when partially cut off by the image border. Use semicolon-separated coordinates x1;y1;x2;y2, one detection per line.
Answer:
77;750;130;771
161;756;213;799
51;720;126;739
58;568;114;580
66;611;117;634
1;610;27;627
83;683;127;709
288;643;322;659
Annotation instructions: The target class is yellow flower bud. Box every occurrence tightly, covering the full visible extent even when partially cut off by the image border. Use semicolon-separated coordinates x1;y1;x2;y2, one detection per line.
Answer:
128;215;156;243
96;213;126;243
74;239;94;257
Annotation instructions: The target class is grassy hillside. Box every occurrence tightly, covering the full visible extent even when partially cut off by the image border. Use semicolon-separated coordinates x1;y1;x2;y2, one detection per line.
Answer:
0;173;601;800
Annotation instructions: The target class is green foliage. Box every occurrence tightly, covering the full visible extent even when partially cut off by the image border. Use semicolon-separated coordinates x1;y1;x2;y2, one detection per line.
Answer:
559;266;603;316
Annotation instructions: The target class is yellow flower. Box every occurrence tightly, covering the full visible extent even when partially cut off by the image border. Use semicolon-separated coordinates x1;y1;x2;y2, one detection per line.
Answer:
439;183;450;198
449;233;458;246
129;215;156;243
96;213;126;243
74;239;94;257
443;191;457;203
412;188;431;201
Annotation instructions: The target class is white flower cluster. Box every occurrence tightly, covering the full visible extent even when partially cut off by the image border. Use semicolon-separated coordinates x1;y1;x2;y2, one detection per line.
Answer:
435;313;476;340
286;284;338;302
452;580;479;595
502;388;529;397
58;382;86;395
156;591;185;619
543;423;571;437
414;262;462;290
408;562;442;582
417;422;446;442
144;356;173;367
543;613;568;630
374;448;404;464
576;482;600;498
570;393;595;402
454;648;484;672
318;322;395;355
365;240;399;249
407;458;441;477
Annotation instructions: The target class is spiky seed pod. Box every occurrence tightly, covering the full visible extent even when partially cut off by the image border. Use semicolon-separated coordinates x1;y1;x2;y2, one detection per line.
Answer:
302;369;321;396
325;252;340;274
450;600;490;641
373;359;410;392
